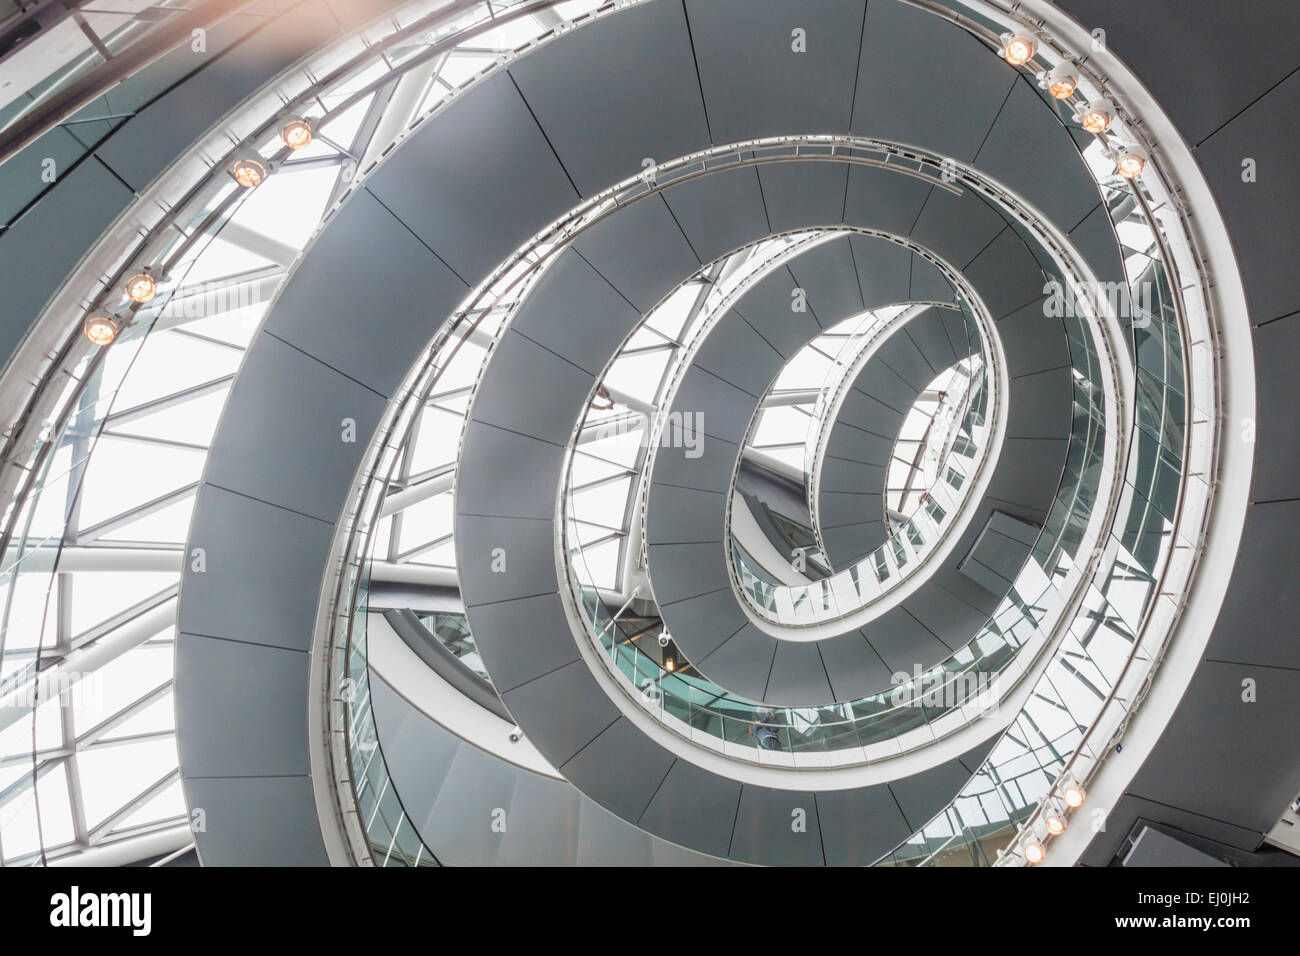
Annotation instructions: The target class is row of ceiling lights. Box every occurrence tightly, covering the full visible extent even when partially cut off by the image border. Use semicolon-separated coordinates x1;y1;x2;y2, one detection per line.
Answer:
82;116;315;346
1021;779;1087;865
998;31;1147;180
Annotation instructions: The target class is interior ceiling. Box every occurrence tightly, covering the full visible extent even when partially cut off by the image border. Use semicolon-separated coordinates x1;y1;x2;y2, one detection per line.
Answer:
1;0;1295;867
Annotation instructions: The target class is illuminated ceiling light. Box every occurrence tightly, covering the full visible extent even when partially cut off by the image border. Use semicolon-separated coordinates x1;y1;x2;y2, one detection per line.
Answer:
1077;101;1113;134
1024;840;1047;865
1041;68;1079;100
999;32;1036;66
124;269;157;304
230;157;267;188
1062;780;1087;808
83;313;120;346
279;116;313;150
1115;150;1147;179
664;656;675;672
1045;812;1067;836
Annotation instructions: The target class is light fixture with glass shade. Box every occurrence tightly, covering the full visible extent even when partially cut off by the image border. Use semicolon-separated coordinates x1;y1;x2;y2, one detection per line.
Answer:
280;116;313;150
1115;150;1147;179
999;32;1036;66
1076;100;1114;134
83;313;121;346
124;269;157;304
231;157;268;188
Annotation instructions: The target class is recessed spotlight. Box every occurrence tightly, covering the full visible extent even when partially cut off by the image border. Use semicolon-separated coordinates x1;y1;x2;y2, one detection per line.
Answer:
279;117;313;150
1078;101;1113;134
999;33;1036;66
1024;840;1047;865
1063;780;1087;808
1043;69;1078;99
124;270;156;304
83;313;120;346
231;157;267;188
1115;150;1147;179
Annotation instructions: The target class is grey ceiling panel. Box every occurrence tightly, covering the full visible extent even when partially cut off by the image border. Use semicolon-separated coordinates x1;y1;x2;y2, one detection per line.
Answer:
821;523;886;565
365;70;580;284
1055;0;1300;147
960;527;1030;589
508;0;710;196
179;486;331;652
911;187;1010;270
755;161;850;234
984;438;1068;515
1126;660;1300;836
837;386;906;435
903;308;961;372
734;267;827;357
852;0;1015;162
577;800;653;866
1203;499;1300;669
456;423;564;521
849;234;914;306
686;0;865;143
647;483;726;545
0;158;133;363
1194;69;1300;323
817;629;893;700
657;588;748;659
500;248;641;376
863;607;951;673
957;553;1012;598
1006;367;1073;440
909;253;956;304
457;515;560;607
903;586;992;652
1252;317;1300;501
764;641;834;706
661;165;770;264
691;313;784;396
653;434;739;494
961;226;1046;320
469;330;592;445
827;422;894;466
843;164;933;238
561;718;676;823
940;309;975;358
874;329;938;389
849;358;921;412
973;81;1101;232
647;541;730;604
423;743;518;866
787;235;866;323
183;776;328;867
638;760;740;859
1068;201;1128;289
0;127;84;228
500;660;620;767
264;189;467;397
497;772;582;867
888;756;977;832
458;592;577;693
175;634;308;777
816;785;914;866
570;196;702;313
672;366;761;442
697;624;777;701
820;491;880;531
819;458;886;495
731;785;824;866
997;298;1070;377
203;332;385;524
